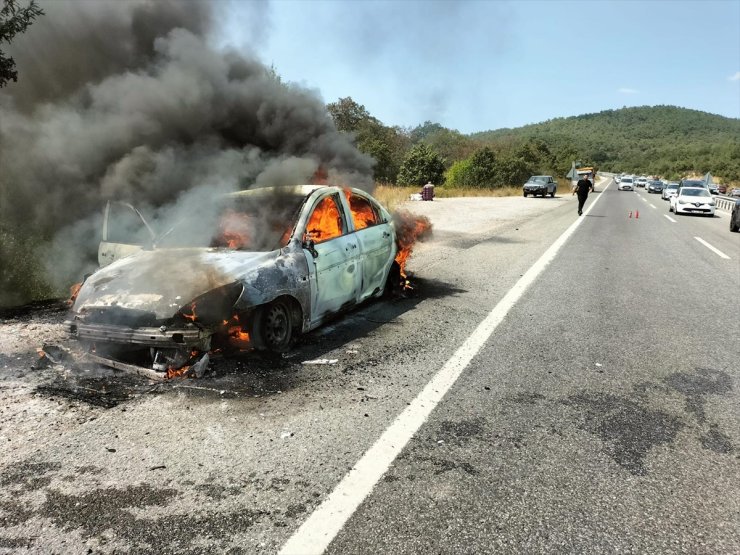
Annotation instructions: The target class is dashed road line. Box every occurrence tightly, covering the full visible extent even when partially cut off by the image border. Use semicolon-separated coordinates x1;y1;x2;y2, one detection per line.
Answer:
279;171;612;555
649;203;657;209
664;215;677;223
695;237;731;259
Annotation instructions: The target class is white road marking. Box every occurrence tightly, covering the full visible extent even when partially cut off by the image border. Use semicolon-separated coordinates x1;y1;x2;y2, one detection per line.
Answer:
279;182;610;555
694;237;731;259
649;204;657;209
664;215;677;223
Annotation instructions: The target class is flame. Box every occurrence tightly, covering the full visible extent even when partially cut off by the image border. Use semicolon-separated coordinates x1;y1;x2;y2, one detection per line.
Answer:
392;209;432;287
214;209;252;249
312;166;329;184
181;302;197;322
344;189;378;231
68;282;82;307
165;348;200;379
305;196;343;243
222;313;252;349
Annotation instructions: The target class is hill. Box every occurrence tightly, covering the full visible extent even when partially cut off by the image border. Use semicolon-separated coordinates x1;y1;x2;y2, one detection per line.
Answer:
471;106;740;182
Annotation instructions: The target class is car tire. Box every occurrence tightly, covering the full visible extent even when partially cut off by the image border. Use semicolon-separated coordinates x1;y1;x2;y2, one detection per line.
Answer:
550;189;555;198
383;261;402;297
253;299;293;352
523;192;528;197
730;218;739;232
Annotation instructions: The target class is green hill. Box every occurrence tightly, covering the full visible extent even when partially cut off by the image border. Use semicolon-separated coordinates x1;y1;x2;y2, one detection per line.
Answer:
471;106;740;182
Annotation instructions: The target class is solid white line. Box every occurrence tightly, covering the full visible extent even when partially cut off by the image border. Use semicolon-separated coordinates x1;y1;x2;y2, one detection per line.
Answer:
694;236;731;259
664;215;677;223
279;182;610;555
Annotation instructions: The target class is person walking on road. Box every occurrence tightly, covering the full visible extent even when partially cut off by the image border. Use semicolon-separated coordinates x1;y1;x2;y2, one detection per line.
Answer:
573;174;594;216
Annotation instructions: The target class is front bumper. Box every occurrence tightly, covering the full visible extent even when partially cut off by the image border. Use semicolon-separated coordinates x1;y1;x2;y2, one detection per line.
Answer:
67;320;211;350
675;203;715;215
524;187;547;194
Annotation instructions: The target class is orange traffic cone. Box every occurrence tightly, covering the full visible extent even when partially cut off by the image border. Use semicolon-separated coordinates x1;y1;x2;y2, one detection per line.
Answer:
635;210;639;219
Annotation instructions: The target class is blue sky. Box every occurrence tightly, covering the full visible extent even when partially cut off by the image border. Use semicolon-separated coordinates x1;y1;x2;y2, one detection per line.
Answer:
222;0;740;134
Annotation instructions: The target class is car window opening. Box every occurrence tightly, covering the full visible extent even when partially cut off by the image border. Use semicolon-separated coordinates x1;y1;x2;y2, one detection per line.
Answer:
306;195;345;243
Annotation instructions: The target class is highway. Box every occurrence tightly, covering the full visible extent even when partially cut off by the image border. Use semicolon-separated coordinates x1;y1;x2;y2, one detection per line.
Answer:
1;178;738;553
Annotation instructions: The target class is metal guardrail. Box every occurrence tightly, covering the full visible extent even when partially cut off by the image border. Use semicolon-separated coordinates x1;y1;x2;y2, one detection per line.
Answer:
714;196;737;212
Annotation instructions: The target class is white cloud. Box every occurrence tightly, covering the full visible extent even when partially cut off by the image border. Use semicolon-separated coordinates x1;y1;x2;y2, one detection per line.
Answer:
729;71;740;81
618;87;638;94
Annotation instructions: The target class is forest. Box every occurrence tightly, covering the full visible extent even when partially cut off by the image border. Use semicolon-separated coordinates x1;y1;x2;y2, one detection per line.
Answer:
327;99;740;187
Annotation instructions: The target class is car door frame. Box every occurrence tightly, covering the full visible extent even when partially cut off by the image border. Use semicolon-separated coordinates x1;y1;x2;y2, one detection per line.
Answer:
297;189;362;327
98;201;156;267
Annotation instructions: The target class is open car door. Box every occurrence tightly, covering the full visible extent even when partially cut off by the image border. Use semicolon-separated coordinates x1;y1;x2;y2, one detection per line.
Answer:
98;201;155;267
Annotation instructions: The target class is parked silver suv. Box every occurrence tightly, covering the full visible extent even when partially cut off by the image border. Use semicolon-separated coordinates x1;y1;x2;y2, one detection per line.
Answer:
523;175;557;198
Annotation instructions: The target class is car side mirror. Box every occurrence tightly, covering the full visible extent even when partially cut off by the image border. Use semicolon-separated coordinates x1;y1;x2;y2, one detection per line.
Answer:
302;235;319;258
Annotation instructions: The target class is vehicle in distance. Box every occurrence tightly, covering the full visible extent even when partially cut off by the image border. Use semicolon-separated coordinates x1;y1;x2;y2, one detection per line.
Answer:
717;184;727;194
707;182;719;195
635;177;648;188
618;177;634;191
731;200;740;232
679;179;708;190
68;185;400;372
523;175;557;198
669;187;716;216
730;188;740;198
661;183;679;200
647;180;664;194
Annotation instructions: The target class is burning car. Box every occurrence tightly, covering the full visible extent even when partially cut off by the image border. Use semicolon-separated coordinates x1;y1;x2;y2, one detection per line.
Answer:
67;185;403;376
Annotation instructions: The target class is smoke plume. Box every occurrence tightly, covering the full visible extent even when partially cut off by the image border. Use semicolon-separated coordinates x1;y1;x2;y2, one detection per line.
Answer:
0;0;374;306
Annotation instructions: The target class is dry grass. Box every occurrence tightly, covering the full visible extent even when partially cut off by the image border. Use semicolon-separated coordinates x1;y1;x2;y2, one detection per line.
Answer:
374;180;574;211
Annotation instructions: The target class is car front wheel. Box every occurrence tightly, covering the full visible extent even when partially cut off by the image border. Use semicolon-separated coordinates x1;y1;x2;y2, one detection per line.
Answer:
253;299;293;352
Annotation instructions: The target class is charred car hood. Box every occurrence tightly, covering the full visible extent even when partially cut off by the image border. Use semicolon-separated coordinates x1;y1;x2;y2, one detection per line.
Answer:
73;248;276;319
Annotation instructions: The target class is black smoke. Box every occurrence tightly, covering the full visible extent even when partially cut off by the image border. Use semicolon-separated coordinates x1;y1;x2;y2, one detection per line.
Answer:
0;0;374;306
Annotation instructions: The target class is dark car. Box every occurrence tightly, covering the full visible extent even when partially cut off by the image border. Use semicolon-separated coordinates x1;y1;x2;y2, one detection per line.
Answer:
679;179;708;190
717;184;727;194
647;180;664;194
731;200;740;232
523;175;557;198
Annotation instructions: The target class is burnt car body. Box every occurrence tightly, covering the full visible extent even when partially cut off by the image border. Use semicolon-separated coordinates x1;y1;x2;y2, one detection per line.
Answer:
68;185;398;372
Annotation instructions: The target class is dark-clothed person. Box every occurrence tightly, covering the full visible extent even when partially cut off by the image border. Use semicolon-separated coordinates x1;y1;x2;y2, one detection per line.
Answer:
573;175;594;215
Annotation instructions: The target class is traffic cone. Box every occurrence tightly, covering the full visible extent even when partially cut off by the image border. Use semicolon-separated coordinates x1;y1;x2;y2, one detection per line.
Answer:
635;210;639;219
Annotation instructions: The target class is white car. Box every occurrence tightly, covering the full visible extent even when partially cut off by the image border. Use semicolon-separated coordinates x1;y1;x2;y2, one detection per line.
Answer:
635;176;648;188
618;177;634;191
68;185;401;372
662;182;679;200
669;187;716;216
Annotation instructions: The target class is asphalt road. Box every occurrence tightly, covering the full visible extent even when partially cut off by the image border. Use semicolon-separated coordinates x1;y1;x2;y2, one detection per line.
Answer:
1;179;738;554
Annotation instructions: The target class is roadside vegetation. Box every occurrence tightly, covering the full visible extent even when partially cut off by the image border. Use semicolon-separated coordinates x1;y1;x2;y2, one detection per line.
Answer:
329;99;740;192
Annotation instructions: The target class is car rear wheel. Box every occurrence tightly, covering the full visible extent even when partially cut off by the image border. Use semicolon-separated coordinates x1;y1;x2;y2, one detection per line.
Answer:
550;189;555;198
730;218;739;232
253;299;293;352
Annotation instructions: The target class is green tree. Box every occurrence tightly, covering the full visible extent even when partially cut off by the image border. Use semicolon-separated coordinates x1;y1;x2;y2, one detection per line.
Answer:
327;97;372;132
397;143;445;186
1;0;44;87
468;147;498;187
327;96;408;183
444;159;474;187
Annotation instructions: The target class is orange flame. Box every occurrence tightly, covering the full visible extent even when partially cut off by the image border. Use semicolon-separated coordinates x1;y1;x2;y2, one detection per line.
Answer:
214;209;252;249
344;189;378;231
181;302;197;322
68;282;82;307
312;166;329;184
305;196;343;243
165;349;200;379
392;209;432;287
